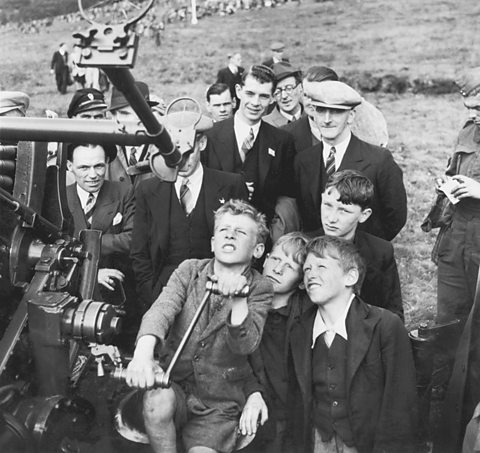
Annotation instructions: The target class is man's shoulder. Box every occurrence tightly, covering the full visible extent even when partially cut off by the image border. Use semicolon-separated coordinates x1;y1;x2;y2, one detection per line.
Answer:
295;142;322;164
356;230;393;253
102;179;132;195
349;134;394;160
206;117;234;137
259;120;293;143
204;166;242;184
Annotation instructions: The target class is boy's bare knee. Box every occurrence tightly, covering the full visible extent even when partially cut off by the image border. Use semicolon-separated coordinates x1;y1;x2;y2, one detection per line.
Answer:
143;387;176;424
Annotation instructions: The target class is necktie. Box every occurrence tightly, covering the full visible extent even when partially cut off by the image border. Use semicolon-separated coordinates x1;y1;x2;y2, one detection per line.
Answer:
240;128;255;162
325;146;336;179
128;147;138;167
179;178;192;215
84;193;96;227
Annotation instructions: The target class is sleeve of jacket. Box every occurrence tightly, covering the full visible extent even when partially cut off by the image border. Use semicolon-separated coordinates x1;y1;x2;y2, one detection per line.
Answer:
136;260;193;346
374;313;419;452
225;273;273;355
278;131;297;198
230;172;248;201
376;150;407;240
130;183;154;306
101;185;135;256
381;244;404;322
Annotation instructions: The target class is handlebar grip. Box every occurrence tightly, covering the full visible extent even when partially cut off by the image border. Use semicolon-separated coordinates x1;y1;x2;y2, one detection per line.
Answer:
112;367;171;388
206;280;250;297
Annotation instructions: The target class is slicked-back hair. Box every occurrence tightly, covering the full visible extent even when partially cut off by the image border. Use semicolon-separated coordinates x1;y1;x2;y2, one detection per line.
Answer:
206;83;231;102
324;170;374;210
305;236;366;294
303;66;339;83
214;199;269;244
240;65;277;92
273;232;309;267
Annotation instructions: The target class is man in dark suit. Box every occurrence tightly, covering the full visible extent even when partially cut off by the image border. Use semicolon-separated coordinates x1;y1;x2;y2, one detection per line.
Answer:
66;142;135;296
294;80;406;240
50;42;70;94
261;42;289;69
203;64;297;231
131;110;248;308
286;236;418;453
216;52;244;108
320;170;403;320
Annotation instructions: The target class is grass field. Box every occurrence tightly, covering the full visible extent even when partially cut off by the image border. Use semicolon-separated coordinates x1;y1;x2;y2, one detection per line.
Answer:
0;0;478;327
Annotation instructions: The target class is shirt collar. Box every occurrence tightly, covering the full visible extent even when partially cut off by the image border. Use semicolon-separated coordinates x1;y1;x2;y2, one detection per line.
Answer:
322;131;352;169
175;163;204;192
279;105;302;122
311;294;355;348
76;184;100;209
234;111;261;146
228;63;238;74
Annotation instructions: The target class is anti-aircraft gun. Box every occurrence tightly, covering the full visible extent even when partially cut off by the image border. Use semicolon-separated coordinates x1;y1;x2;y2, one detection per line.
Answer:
0;1;188;450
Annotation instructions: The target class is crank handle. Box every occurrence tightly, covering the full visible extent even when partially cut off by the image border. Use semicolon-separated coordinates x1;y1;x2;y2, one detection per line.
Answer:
206;280;250;297
112;367;171;389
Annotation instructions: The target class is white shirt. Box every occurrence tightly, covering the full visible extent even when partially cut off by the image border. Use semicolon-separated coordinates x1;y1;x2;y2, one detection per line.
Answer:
228;63;238;75
279;108;302;123
322;131;352;171
175;164;204;209
234;112;261;154
76;184;99;210
311;294;355;348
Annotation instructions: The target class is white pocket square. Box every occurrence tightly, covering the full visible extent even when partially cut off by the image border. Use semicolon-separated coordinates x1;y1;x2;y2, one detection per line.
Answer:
268;148;276;157
112;213;123;226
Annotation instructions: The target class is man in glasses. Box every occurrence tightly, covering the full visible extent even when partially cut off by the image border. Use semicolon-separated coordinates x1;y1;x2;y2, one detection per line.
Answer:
263;62;303;128
293;80;407;241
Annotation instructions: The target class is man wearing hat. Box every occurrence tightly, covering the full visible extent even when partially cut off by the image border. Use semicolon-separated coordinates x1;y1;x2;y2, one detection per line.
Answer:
107;81;159;188
431;67;480;453
67;87;107;119
261;42;289;69
263;62;303;127
131;101;247;308
66;142;135;303
216;52;244;110
283;65;389;153
294;80;407;241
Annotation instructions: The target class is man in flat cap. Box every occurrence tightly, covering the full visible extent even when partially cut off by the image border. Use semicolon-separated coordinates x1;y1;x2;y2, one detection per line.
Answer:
432;67;480;453
206;83;236;122
202;65;297;237
216;52;244;110
131;99;247;309
294;80;407;241
263;62;303;127
261;42;289;69
283;65;389;154
50;42;70;95
107;81;159;188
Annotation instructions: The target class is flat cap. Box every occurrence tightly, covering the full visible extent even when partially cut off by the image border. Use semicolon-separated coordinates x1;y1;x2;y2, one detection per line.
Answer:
107;81;158;112
308;81;362;110
270;41;285;52
272;62;302;83
0;91;30;116
67;88;107;118
457;67;480;98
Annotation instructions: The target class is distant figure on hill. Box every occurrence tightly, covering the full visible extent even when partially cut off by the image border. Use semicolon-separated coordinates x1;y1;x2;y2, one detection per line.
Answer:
50;42;70;95
216;52;244;108
261;42;290;68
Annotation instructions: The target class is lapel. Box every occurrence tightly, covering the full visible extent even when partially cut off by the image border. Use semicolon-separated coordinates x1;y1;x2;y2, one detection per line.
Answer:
117;146;129;171
198;292;232;341
345;297;380;392
290;305;316;399
306;144;323;208
149;180;174;253
215;118;237;172
338;135;367;172
90;182;117;231
202;168;219;232
257;121;273;192
66;184;88;235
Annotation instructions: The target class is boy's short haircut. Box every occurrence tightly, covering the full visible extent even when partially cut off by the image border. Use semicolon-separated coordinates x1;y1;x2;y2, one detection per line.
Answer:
240;65;277;92
324;169;374;210
214;199;269;244
206;83;231;102
306;236;366;294
273;232;309;267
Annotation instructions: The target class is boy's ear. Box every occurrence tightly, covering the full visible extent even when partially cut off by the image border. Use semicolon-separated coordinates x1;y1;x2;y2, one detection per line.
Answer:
253;243;265;260
344;267;359;288
298;280;305;290
358;208;372;224
197;134;207;152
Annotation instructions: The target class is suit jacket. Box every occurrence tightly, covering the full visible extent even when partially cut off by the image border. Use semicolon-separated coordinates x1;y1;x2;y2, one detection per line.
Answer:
137;258;273;412
261;56;290;68
131;166;247;306
263;106;289;128
66;180;135;260
202;117;296;221
287;297;418;453
50;50;69;73
282;114;318;153
216;66;244;97
106;145;154;189
294;134;407;240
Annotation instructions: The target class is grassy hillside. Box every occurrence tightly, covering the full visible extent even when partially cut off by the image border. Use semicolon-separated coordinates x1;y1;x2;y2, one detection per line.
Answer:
1;0;479;327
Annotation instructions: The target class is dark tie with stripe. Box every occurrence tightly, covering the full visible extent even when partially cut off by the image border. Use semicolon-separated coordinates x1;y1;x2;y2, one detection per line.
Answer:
84;193;96;227
240;127;255;162
179;178;192;215
128;147;138;167
325;146;336;179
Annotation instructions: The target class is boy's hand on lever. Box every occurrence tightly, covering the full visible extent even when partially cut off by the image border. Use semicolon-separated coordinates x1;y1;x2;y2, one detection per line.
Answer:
125;335;164;389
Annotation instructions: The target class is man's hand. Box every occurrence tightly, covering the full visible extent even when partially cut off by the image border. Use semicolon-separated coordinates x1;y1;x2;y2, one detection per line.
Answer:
125;335;163;389
239;392;268;436
213;274;248;298
98;268;125;291
451;175;480;200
